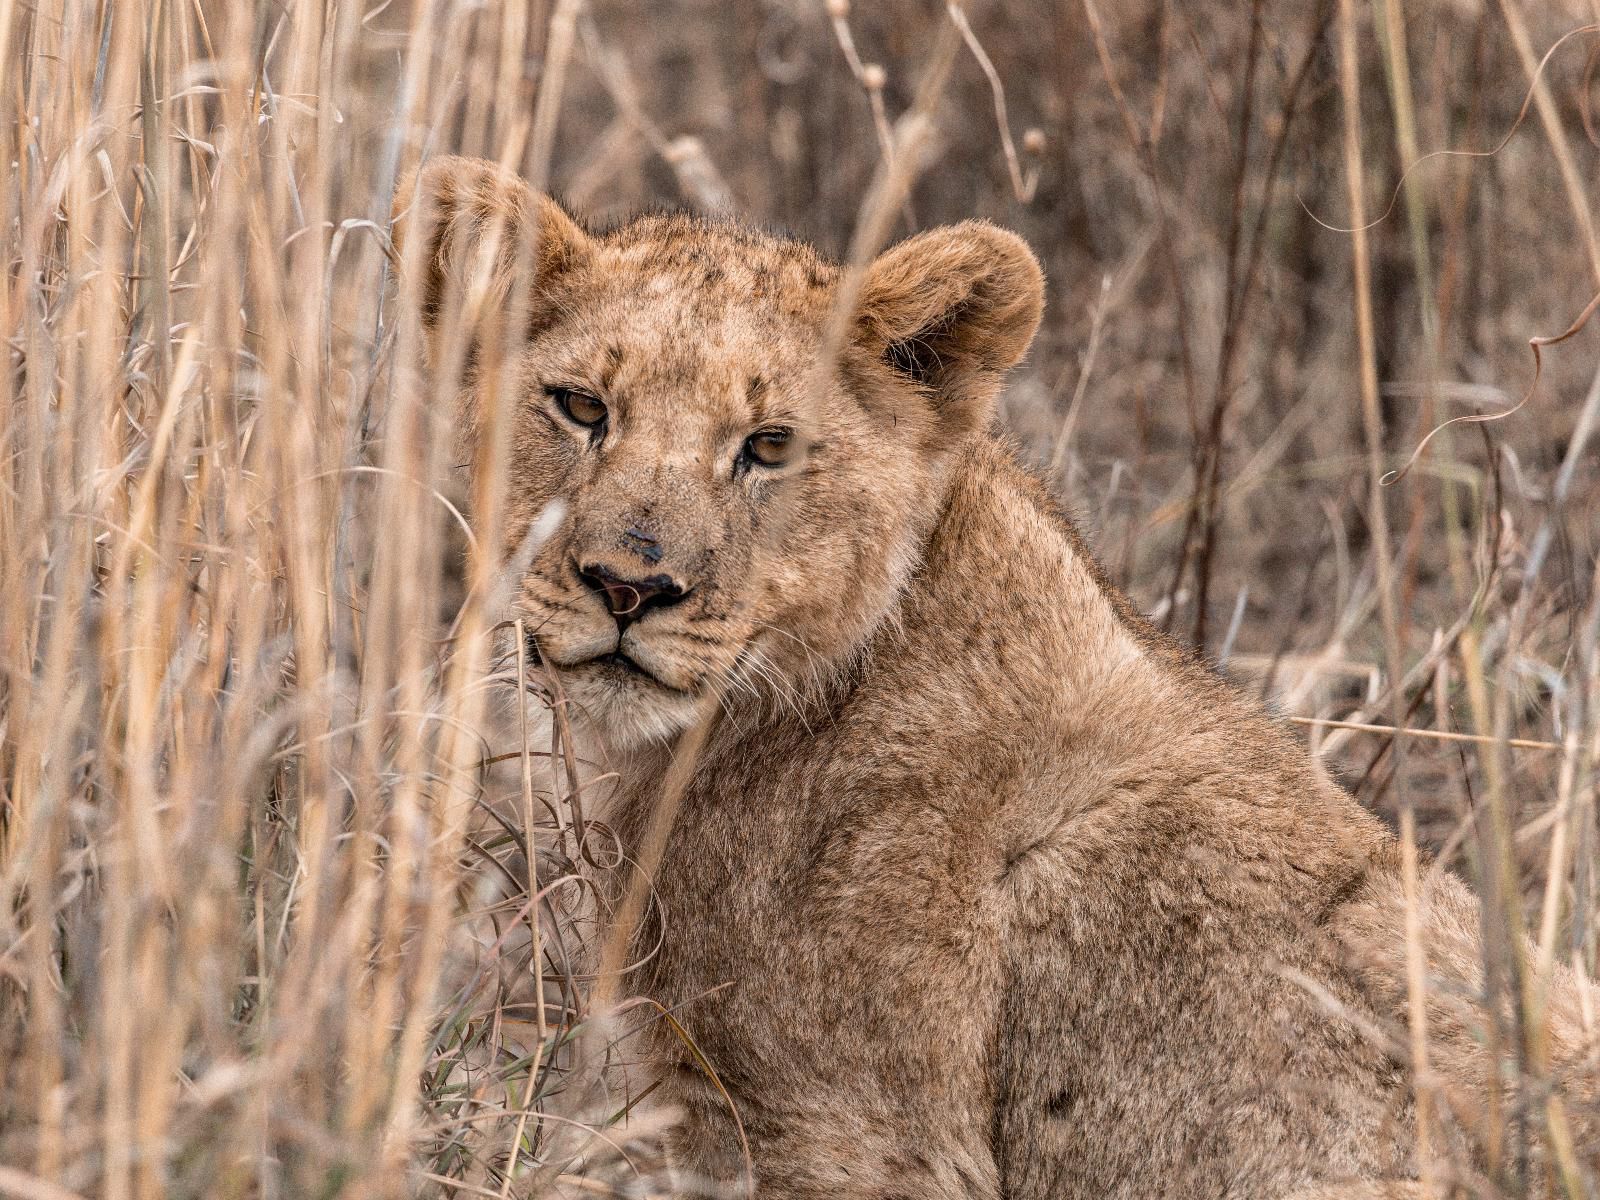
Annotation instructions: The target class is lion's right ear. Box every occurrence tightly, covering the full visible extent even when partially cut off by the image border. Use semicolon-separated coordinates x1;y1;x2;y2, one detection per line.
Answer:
854;221;1042;447
391;156;590;364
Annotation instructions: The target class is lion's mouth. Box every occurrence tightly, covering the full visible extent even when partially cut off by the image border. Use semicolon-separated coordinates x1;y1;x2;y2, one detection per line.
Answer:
522;627;689;695
589;649;697;696
595;649;653;680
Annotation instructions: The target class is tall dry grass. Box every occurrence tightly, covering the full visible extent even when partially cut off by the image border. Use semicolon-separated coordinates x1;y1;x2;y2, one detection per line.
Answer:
2;0;1599;1196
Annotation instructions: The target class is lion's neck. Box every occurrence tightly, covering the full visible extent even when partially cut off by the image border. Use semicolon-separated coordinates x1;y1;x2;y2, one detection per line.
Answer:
915;434;1153;686
597;430;1378;919
826;432;1173;761
617;434;1174;793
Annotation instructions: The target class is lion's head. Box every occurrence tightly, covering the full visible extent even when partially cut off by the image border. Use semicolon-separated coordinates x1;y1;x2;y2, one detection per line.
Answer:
395;157;1043;747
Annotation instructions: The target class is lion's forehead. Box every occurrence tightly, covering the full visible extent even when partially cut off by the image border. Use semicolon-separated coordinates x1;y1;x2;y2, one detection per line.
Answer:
601;216;837;286
534;233;835;443
536;319;809;439
589;223;837;327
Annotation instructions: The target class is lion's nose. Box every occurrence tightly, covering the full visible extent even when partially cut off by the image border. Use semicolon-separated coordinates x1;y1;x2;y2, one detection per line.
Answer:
577;562;689;631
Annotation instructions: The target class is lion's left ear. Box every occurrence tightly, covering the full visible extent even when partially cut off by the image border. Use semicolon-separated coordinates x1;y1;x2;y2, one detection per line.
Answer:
391;156;591;368
855;221;1043;439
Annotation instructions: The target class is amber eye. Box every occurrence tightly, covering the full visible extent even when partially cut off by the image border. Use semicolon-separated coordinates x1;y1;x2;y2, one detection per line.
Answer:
550;387;607;429
741;428;792;469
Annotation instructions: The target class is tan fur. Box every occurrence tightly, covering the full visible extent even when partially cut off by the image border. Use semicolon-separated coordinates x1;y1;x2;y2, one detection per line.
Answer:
395;158;1598;1198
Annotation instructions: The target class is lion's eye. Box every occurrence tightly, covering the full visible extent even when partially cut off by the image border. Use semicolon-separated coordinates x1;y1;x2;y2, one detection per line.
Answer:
550;387;607;429
741;428;792;469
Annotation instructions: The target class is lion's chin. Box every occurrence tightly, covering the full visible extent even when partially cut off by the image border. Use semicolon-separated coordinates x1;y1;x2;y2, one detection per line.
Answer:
560;659;703;749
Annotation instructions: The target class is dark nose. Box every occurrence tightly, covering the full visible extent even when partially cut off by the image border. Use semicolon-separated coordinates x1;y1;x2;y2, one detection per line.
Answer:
577;563;688;630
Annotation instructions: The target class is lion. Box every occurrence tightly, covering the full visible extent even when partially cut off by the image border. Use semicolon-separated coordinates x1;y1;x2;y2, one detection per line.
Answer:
394;156;1597;1199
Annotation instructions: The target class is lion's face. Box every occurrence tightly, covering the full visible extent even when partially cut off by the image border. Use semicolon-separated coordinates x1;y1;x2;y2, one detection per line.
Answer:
399;158;1043;747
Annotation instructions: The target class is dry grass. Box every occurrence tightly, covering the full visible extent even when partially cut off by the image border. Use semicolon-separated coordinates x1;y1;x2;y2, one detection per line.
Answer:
3;0;1600;1196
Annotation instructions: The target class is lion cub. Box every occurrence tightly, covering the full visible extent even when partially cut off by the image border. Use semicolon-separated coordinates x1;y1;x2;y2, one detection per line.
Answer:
397;158;1596;1199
